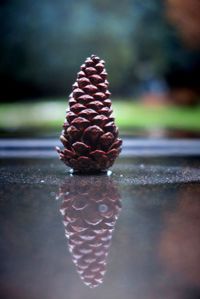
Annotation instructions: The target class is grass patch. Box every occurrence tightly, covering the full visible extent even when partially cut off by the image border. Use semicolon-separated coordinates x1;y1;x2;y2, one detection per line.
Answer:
0;98;200;133
114;101;200;131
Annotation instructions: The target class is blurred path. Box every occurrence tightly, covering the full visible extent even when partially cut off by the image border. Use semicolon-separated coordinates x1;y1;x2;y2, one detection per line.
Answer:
0;138;200;157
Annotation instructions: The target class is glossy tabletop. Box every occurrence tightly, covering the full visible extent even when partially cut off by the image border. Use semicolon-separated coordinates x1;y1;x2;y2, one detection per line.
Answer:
0;147;200;299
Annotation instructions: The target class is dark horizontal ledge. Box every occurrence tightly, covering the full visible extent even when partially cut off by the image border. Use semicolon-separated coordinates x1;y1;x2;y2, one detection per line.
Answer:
0;138;200;158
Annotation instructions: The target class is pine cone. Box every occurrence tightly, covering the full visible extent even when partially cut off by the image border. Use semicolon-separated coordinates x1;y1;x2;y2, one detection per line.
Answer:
56;54;122;173
58;176;121;288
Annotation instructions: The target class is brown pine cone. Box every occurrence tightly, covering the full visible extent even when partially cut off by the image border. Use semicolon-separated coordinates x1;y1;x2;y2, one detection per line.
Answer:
56;54;122;173
58;176;121;288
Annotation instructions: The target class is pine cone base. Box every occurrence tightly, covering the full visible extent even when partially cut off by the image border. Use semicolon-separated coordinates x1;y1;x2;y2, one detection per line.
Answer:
57;54;122;173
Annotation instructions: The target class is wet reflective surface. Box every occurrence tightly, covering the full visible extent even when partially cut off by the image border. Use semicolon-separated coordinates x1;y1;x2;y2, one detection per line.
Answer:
0;155;200;299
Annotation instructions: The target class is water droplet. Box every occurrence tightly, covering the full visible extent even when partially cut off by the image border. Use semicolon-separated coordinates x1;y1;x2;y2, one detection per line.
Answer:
107;170;112;176
40;180;45;183
99;203;108;213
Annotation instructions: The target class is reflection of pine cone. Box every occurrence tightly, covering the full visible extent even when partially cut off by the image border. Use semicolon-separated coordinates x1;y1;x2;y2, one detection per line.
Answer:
56;54;122;173
58;176;121;288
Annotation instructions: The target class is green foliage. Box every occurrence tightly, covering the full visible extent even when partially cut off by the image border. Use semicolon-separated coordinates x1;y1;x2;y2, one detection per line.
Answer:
0;100;200;134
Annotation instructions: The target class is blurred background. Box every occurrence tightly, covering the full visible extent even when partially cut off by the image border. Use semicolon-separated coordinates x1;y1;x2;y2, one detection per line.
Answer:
0;0;200;138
